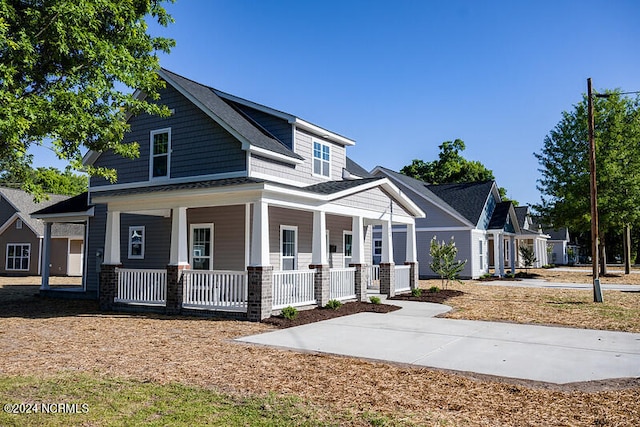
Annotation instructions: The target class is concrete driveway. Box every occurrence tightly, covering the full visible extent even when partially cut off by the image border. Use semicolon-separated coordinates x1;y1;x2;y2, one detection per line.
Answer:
238;300;640;384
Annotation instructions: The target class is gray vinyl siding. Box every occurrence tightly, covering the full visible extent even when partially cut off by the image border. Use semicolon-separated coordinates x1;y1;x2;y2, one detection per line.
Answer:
414;197;468;229
187;205;246;271
268;207;313;270
91;84;246;187
230;103;293;149
327;214;352;269
249;129;347;185
119;214;171;269
332;187;413;219
86;204;107;293
415;230;474;279
0;220;40;275
0;197;17;226
392;231;407;265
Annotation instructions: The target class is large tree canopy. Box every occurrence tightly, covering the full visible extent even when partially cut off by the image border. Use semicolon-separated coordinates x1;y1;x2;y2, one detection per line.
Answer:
401;139;516;204
0;0;175;199
0;157;88;196
535;91;640;232
401;139;495;184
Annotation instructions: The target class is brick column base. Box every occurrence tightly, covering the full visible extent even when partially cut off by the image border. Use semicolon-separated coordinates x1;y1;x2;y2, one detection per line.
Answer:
166;264;189;315
247;266;273;322
379;262;396;297
310;264;330;307
99;264;121;311
405;261;419;290
350;263;368;302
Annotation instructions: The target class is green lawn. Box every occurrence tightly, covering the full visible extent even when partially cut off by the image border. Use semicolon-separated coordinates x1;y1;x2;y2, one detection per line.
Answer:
0;374;408;427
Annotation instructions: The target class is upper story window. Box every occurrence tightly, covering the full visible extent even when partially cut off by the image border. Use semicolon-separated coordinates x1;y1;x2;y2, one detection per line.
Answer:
150;128;171;179
15;219;22;229
313;141;330;178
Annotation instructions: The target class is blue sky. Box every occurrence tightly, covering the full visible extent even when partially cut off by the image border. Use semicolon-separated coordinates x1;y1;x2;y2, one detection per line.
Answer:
32;0;640;206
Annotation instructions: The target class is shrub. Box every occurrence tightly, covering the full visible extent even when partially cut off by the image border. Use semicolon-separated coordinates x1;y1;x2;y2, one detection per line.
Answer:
281;306;298;320
519;245;537;275
325;299;342;310
429;286;440;293
429;236;467;289
369;296;381;305
411;287;423;297
480;273;492;279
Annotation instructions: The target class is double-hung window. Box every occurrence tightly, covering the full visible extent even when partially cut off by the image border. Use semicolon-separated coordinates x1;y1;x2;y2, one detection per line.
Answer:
6;243;30;271
313;141;330;178
128;226;145;259
479;239;484;270
150;128;171;179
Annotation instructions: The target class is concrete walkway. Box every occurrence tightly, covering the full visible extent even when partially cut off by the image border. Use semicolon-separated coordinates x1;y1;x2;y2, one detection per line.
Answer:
479;278;640;292
238;300;640;384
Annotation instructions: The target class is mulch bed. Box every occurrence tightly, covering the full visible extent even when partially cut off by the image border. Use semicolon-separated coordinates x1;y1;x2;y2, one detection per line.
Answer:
263;301;401;328
389;289;464;304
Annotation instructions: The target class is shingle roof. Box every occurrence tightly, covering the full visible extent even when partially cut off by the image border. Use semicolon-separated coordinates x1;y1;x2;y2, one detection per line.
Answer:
32;192;90;216
514;206;528;228
160;68;304;161
345;157;373;178
488;201;513;230
0;187;84;237
426;181;496;225
302;177;383;194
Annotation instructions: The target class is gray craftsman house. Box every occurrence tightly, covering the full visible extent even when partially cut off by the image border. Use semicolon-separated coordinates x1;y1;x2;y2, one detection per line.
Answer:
0;187;84;277
35;69;424;320
371;167;523;279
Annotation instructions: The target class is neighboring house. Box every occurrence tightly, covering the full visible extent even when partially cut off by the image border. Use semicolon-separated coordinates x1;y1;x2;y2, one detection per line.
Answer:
371;167;522;279
546;227;575;265
514;206;549;268
36;68;424;320
0;187;85;277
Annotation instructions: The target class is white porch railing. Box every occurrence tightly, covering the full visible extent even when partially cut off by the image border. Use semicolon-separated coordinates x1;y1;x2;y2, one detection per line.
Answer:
182;270;247;312
115;268;167;305
395;265;411;293
366;265;380;290
272;270;316;310
330;267;356;301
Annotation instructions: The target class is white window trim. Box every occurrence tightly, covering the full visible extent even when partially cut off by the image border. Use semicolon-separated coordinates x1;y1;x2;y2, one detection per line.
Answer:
15;219;22;230
190;223;214;270
150;127;172;180
312;139;331;179
343;231;353;260
280;225;298;270
128;226;145;259
6;243;30;271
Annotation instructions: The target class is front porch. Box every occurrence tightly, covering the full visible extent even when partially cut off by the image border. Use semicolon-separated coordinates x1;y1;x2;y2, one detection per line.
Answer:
100;262;417;320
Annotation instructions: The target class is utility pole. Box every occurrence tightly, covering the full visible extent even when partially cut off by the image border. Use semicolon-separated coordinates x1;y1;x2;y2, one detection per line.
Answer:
587;78;604;303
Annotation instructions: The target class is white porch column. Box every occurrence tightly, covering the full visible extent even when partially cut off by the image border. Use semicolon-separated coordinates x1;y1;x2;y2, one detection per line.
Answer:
40;222;52;290
492;231;502;277
405;223;417;263
103;210;121;265
312;210;327;265
381;219;394;263
169;207;189;266
250;200;270;266
351;216;365;264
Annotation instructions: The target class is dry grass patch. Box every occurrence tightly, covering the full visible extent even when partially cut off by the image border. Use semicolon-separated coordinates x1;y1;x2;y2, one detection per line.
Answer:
430;281;640;333
1;276;639;426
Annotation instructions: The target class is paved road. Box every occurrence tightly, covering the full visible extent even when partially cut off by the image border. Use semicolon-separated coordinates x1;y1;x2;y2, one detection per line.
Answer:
238;300;640;384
